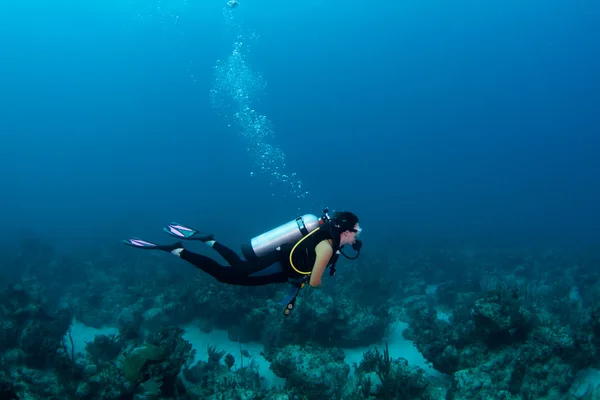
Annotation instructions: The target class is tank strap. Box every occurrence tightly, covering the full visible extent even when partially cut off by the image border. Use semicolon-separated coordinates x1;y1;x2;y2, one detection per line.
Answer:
296;216;310;236
329;252;340;276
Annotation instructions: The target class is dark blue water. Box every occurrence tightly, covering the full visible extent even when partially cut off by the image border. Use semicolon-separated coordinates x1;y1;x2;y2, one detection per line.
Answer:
1;0;599;251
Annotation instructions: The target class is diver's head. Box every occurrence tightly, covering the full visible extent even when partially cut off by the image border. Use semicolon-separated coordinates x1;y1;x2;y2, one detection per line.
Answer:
332;211;361;246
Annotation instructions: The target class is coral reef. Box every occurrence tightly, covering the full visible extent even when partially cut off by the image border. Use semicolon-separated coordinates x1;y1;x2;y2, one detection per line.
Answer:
3;236;600;398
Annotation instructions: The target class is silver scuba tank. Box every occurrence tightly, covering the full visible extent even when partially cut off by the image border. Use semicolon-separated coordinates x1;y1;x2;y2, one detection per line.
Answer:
241;214;321;261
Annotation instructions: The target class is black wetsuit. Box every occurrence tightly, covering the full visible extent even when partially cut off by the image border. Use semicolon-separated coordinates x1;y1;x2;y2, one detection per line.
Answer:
180;228;336;286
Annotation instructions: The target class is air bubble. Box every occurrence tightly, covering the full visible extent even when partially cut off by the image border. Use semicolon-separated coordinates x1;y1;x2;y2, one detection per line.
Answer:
208;12;310;201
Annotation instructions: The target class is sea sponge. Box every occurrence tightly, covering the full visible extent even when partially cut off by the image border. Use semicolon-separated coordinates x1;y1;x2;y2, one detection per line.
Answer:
122;344;165;383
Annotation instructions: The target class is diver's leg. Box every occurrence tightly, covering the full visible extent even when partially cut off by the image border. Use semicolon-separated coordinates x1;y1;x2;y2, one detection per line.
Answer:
162;222;246;267
178;249;234;282
180;248;288;286
123;237;237;282
124;236;286;286
207;241;246;267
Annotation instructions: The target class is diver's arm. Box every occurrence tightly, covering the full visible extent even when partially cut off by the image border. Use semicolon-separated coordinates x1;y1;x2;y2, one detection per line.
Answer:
309;240;334;288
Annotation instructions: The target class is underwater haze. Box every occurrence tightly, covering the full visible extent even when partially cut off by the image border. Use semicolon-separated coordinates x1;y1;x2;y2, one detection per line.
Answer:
0;0;600;250
1;0;599;249
3;1;600;399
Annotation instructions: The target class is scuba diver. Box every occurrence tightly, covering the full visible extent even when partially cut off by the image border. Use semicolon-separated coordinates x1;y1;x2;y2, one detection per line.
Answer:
123;209;363;314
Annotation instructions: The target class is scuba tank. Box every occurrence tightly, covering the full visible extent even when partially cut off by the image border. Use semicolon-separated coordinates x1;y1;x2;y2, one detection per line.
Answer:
241;214;322;262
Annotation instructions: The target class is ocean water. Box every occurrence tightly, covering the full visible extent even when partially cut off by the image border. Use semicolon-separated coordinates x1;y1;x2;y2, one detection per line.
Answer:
2;0;600;398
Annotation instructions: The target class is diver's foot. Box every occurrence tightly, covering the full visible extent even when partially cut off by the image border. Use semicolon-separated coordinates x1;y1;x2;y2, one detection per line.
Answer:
163;222;214;242
157;241;185;253
123;238;184;253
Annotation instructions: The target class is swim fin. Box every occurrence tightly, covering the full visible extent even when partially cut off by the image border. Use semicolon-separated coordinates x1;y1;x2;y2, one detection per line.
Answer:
163;222;214;242
123;237;183;252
